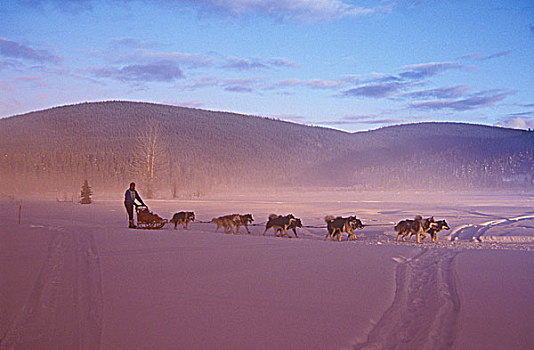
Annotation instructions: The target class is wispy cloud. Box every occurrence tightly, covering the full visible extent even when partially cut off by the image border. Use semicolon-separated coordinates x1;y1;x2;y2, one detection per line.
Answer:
19;0;394;20
341;61;469;100
268;57;298;68
0;38;62;63
403;85;471;100
121;50;215;69
221;56;268;70
179;75;264;93
222;78;263;93
109;38;160;50
458;50;511;61
106;39;216;69
275;78;348;89
182;0;394;21
398;62;463;80
409;89;512;111
0;60;18;71
92;60;184;82
342;81;407;98
108;46;295;71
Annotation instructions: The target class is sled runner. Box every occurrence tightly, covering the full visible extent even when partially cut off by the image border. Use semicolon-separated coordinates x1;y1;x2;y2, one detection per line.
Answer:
136;205;168;229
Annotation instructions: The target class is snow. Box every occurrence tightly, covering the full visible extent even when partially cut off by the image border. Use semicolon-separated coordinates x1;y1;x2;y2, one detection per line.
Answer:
1;190;533;349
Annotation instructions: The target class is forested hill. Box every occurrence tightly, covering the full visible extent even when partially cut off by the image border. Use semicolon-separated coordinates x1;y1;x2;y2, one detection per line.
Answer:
0;101;532;197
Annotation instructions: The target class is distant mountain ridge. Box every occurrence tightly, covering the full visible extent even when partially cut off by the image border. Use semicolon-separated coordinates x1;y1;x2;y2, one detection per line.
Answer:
1;101;532;196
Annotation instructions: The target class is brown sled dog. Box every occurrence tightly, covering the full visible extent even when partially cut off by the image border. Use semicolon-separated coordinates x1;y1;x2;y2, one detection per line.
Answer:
211;215;238;234
395;216;436;244
211;214;254;234
324;216;364;241
170;211;195;229
263;214;297;237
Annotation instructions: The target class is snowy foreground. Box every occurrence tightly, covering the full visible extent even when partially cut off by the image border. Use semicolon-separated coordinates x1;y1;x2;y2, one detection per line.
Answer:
1;190;533;350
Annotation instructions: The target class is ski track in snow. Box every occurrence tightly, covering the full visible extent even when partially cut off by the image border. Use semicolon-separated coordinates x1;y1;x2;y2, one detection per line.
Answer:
0;227;104;350
354;248;460;350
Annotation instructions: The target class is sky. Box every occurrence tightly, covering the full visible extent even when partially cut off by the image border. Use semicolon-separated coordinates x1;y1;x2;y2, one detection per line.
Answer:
1;0;533;132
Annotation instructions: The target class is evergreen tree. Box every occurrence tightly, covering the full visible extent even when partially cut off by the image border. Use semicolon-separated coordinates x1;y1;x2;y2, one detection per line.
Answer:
80;179;93;204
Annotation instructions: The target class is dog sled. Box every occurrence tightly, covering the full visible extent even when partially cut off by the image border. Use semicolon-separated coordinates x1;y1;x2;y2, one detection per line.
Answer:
136;205;168;229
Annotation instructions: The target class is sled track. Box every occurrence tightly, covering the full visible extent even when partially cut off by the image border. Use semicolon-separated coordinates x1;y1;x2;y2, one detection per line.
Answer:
450;214;534;242
0;229;104;350
355;248;460;350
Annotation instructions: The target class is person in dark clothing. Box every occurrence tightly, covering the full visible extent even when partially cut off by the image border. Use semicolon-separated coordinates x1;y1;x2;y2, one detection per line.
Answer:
124;182;146;228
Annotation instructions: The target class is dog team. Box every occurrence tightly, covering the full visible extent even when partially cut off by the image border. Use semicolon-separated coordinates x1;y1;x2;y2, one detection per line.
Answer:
167;211;450;244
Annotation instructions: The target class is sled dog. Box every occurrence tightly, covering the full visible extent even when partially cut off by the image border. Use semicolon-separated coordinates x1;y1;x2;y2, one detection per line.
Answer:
275;217;302;238
211;215;238;234
234;214;254;234
170;211;195;229
395;216;436;244
263;214;296;237
324;215;364;241
416;219;449;243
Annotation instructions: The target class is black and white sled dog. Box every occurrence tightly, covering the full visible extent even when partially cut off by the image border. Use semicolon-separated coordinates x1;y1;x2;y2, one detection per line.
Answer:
324;215;364;241
263;214;298;238
395;216;436;244
410;219;449;243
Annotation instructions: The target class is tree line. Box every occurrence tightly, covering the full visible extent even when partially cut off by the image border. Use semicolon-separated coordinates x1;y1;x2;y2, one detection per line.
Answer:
0;101;532;197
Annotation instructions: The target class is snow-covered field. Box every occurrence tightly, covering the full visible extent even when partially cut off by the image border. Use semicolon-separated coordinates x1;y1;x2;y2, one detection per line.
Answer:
1;190;533;349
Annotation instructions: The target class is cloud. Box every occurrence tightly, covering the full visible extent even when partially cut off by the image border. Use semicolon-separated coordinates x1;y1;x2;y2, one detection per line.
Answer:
341;61;469;100
506;111;534;118
182;76;220;90
125;50;215;68
268;57;298;68
398;62;463;80
363;72;403;84
19;0;394;20
458;50;511;61
342;82;406;98
181;0;393;21
0;38;62;63
495;116;534;130
93;60;184;82
275;78;347;89
109;38;160;50
106;41;215;69
409;89;512;111
0;60;18;71
221;56;268;70
403;85;471;100
222;78;262;93
109;47;293;71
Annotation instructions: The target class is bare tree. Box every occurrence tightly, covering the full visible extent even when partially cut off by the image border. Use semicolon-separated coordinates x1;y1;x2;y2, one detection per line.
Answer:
134;119;168;198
